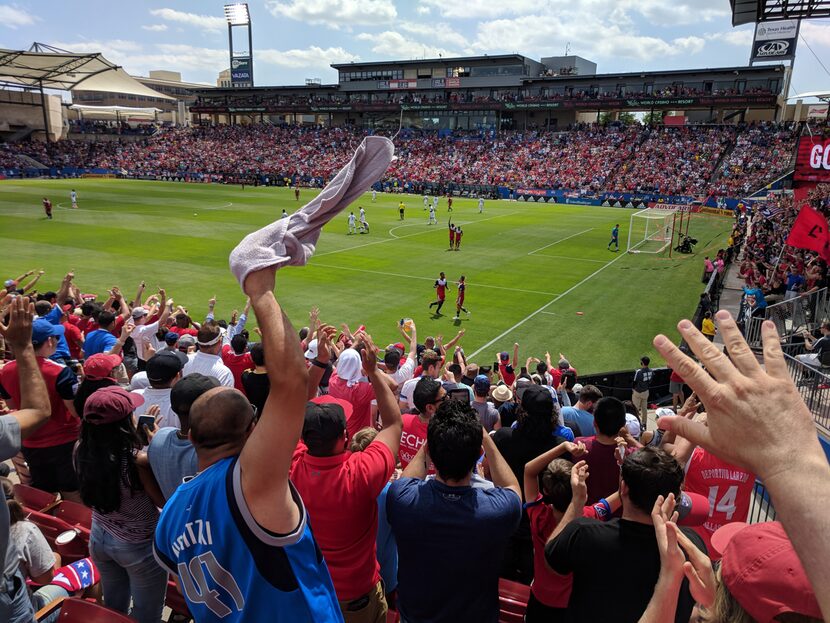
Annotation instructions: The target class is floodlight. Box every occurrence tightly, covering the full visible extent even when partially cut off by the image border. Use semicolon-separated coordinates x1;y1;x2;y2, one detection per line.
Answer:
224;3;250;26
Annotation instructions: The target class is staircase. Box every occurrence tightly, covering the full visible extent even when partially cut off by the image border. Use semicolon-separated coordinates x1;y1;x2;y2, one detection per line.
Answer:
1;125;35;143
707;138;737;189
16;154;47;169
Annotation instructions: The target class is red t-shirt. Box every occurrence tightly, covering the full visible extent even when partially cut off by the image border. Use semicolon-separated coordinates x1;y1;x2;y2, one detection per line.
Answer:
526;494;607;607
62;321;84;360
169;326;198;337
435;279;447;300
290;441;395;600
683;447;755;558
0;358;79;448
499;360;516;386
221;344;254;393
398;413;431;471
669;369;684;384
76;316;99;337
328;374;376;440
575;436;633;505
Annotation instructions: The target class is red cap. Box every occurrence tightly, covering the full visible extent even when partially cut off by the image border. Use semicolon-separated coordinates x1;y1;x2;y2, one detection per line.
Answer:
309;395;353;421
714;521;821;623
83;386;144;425
83;353;123;380
676;491;709;527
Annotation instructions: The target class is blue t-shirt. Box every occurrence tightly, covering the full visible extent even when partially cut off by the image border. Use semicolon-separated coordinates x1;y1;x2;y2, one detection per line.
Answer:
742;286;768;309
42;307;70;361
562;406;594;437
154;457;342;623
376;482;398;593
83;329;118;357
387;477;521;623
147;427;198;501
611;226;619;239
786;273;805;292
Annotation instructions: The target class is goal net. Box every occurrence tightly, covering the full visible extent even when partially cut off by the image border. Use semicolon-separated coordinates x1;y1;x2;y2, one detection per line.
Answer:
626;207;677;254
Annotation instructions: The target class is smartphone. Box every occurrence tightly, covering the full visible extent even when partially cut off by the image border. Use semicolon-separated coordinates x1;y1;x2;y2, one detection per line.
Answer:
137;415;156;446
493;361;501;372
448;388;471;404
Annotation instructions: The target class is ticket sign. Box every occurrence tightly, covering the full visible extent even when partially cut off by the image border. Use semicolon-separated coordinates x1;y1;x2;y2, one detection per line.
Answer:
794;136;830;183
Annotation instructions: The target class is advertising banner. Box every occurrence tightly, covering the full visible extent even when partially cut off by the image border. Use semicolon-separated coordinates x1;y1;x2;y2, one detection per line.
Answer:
750;19;799;62
794;136;830;184
230;57;252;83
808;104;829;119
378;80;418;90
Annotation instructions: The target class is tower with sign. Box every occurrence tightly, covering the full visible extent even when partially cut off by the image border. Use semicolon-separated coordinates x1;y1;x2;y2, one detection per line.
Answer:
224;3;253;88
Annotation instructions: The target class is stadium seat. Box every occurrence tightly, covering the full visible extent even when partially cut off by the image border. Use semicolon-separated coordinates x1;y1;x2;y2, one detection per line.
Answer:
498;578;530;623
36;597;134;622
386;608;399;623
25;510;89;563
165;577;192;620
51;499;93;531
14;484;59;513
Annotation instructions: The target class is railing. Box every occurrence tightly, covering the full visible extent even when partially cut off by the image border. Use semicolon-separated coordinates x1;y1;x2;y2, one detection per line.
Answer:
747;480;777;523
744;287;830;348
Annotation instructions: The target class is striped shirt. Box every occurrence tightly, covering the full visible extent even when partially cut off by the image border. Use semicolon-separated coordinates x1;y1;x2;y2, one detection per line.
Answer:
92;457;159;543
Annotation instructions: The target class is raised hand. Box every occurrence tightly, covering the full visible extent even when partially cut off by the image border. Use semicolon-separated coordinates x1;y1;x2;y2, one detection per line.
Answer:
315;324;336;363
570;459;589;505
564;440;588;459
357;331;379;374
652;310;819;481
0;296;34;351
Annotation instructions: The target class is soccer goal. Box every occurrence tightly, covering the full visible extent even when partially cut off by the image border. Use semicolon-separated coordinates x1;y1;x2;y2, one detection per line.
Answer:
626;206;678;254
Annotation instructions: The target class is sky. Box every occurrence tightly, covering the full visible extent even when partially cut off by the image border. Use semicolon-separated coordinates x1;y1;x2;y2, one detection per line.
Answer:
2;0;830;98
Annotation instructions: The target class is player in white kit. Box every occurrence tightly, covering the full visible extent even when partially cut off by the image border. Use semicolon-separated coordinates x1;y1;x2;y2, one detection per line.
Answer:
70;189;78;209
423;195;429;210
359;206;369;234
478;197;484;213
432;195;439;211
348;212;357;234
372;189;377;202
428;205;437;225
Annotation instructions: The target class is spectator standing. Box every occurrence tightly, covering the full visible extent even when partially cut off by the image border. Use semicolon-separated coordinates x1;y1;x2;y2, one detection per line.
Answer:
290;331;401;622
76;386;167;623
471;375;501;432
132;350;188;429
241;342;270;415
575;396;631;504
181;322;234;387
221;333;255;392
631;356;653;428
560;384;602;437
387;402;521;622
398;378;443;470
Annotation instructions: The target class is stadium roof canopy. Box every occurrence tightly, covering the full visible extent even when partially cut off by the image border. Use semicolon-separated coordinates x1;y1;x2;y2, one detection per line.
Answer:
0;43;173;99
789;91;830;100
730;0;830;25
70;104;162;119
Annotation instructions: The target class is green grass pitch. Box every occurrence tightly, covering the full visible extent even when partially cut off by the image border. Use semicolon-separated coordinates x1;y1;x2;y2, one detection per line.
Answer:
0;179;731;372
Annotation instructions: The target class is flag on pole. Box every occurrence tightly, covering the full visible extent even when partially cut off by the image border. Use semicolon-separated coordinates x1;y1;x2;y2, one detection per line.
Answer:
786;205;830;262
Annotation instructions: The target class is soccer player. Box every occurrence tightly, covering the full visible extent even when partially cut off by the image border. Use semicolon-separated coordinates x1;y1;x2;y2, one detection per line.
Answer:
70;189;78;209
423;194;429;210
478;197;484;213
455;226;463;251
359;207;369;234
607;223;620;251
399;200;405;221
429;272;450;314
372;188;377;202
447;195;453;212
428;203;437;225
448;223;456;250
432;195;439;212
294;186;300;201
347;212;357;235
454;276;470;320
42;197;52;220
153;266;342;622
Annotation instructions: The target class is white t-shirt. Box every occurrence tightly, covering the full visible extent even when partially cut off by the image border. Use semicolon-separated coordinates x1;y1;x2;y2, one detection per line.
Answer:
478;199;484;208
390;354;416;386
348;214;356;225
8;521;53;580
132;386;179;429
71;192;77;203
132;320;160;361
399;375;426;410
433;196;438;206
182;351;234;387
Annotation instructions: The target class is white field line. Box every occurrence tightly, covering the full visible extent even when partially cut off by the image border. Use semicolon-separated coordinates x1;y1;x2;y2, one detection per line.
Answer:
310;262;561;297
315;212;518;258
527;228;593;255
467;250;629;359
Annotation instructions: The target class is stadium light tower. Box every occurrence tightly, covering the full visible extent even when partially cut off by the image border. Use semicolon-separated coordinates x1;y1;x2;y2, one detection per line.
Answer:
224;3;253;88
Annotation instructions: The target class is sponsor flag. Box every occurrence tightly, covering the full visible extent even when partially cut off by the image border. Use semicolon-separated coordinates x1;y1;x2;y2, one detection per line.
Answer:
786;205;830;262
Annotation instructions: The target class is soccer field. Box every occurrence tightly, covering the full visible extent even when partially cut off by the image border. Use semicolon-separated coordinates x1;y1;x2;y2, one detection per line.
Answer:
0;179;731;372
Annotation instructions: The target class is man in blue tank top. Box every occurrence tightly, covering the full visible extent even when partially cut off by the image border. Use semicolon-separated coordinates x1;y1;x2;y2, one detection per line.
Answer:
153;266;343;622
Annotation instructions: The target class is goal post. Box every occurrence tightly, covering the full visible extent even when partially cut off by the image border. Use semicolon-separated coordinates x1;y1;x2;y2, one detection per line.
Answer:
626;206;679;255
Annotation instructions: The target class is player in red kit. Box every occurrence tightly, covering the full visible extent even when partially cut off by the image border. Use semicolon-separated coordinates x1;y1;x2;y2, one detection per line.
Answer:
453;275;470;320
447;195;453;212
429;272;450;315
454;226;463;251
42;197;53;220
448;223;456;250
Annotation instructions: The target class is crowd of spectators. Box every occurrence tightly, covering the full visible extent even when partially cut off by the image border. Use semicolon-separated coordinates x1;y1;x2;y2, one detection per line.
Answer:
1;224;829;622
1;122;801;198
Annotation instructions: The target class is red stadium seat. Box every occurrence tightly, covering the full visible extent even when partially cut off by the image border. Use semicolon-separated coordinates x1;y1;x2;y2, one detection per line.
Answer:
14;484;59;513
165;577;192;619
52;499;92;531
25;510;89;563
36;597;134;623
385;608;399;623
498;578;530;623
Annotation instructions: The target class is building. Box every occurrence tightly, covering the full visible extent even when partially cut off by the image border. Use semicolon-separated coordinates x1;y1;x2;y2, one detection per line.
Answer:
71;70;213;124
217;69;231;88
189;54;788;129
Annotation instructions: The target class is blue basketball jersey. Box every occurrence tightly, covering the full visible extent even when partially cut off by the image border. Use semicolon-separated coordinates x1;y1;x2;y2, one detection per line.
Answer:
153;456;343;622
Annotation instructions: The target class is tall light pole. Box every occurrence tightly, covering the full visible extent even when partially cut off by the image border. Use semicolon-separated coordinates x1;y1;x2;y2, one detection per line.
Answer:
224;3;253;88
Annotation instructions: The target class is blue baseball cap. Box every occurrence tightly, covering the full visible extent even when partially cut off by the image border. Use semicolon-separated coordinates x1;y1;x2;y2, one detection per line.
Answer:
31;319;64;346
164;331;180;345
473;374;490;394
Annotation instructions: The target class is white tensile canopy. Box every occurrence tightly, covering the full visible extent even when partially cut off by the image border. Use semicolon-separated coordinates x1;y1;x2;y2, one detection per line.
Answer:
70;104;162;120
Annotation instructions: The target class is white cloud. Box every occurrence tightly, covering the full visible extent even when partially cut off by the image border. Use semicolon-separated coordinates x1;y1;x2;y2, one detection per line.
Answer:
50;39;143;57
415;5;430;15
705;29;754;47
141;24;168;32
258;46;359;69
802;21;830;47
149;8;225;33
418;0;536;19
0;4;37;28
399;22;469;47
621;0;729;26
266;0;396;28
357;31;461;59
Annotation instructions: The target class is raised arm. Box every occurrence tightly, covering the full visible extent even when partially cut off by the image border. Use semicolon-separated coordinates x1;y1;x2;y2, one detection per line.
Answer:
55;272;74;307
307;324;335;400
133;280;146;308
654;312;830;620
19;270;44;294
547;460;589;545
443;329;465;354
359;331;402;454
524;441;584;503
240;268;306;534
482;429;521;498
0;297;51;437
